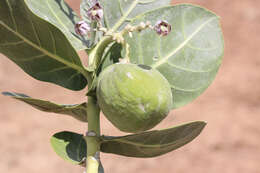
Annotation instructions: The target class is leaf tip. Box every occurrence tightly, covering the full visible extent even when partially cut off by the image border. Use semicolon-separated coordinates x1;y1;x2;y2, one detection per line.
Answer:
195;121;207;129
1;91;30;98
1;91;11;96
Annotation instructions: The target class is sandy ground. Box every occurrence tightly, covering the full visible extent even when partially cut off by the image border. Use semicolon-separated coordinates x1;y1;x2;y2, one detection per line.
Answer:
1;0;260;173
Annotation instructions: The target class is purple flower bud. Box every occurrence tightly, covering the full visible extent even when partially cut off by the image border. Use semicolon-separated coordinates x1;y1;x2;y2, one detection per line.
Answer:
87;2;103;21
154;20;172;36
75;21;90;36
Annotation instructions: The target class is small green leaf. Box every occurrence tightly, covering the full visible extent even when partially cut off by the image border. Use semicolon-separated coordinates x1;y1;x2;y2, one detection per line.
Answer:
50;131;86;165
0;0;87;91
50;131;104;172
100;121;206;158
24;0;90;50
100;0;171;32
2;92;87;122
123;4;224;108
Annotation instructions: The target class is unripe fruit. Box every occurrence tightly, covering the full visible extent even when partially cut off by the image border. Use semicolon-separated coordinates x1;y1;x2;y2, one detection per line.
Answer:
97;63;173;133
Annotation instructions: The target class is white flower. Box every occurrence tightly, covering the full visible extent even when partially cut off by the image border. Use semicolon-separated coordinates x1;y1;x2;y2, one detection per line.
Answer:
75;21;90;36
87;2;103;21
154;20;172;36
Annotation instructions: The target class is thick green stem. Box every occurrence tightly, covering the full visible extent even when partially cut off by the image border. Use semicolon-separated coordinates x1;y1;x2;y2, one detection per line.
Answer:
85;95;101;173
88;36;113;69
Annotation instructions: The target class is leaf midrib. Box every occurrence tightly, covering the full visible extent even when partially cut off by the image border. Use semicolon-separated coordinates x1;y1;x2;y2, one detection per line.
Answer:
109;0;139;32
102;126;202;149
24;0;85;50
151;17;218;68
103;130;197;149
0;21;84;75
14;96;85;112
46;0;68;31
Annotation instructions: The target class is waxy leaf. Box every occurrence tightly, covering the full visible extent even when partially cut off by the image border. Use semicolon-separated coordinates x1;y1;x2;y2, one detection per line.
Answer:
0;0;87;90
100;121;206;158
24;0;90;50
50;131;104;172
123;4;224;108
2;92;87;122
50;131;86;165
100;0;171;32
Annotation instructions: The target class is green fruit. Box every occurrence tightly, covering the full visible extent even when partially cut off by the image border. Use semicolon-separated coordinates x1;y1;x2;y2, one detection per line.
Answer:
97;63;173;133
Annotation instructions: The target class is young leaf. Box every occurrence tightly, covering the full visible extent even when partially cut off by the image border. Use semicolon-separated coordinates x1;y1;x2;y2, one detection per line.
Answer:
50;131;104;172
123;4;224;109
50;131;87;165
24;0;90;50
2;92;87;122
100;0;171;32
100;121;206;158
0;0;88;91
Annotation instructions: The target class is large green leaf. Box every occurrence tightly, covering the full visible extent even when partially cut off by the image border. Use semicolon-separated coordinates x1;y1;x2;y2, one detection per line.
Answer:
0;0;87;90
123;4;224;108
50;131;105;172
100;121;206;158
24;0;90;50
50;131;87;165
2;92;87;122
100;0;171;32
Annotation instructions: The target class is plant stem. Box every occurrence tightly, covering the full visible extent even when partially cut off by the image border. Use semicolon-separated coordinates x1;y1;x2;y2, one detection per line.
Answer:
86;156;99;173
90;22;97;45
85;94;101;173
88;35;113;69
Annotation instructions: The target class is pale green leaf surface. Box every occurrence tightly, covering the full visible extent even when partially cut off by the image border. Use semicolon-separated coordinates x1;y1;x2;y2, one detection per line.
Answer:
24;0;90;50
50;131;86;165
124;4;224;108
100;121;206;158
2;92;87;122
0;0;87;90
100;0;171;32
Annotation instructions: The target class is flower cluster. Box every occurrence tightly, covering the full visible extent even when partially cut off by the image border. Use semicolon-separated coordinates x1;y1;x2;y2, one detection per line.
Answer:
75;0;103;36
87;2;103;21
75;0;172;38
75;21;91;36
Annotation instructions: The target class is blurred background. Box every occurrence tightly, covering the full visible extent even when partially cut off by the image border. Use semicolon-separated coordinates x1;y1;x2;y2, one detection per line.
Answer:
1;0;260;173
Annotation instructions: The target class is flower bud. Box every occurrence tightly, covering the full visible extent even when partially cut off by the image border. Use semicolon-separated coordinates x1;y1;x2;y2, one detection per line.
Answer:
154;20;172;36
87;2;103;21
75;21;90;36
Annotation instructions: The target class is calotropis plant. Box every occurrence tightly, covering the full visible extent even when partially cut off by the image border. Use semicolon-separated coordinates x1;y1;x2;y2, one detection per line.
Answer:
0;0;224;173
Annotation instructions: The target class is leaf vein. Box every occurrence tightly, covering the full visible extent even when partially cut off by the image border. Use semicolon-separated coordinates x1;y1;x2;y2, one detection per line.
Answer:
138;0;156;4
47;25;57;54
166;61;216;73
0;21;83;75
46;0;68;32
5;0;17;31
36;66;71;75
110;0;138;32
15;54;45;62
0;40;24;46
